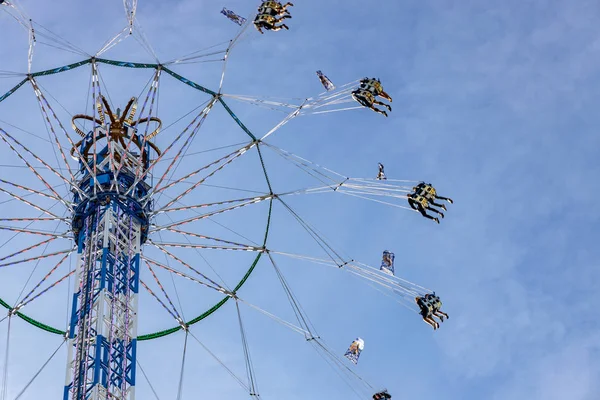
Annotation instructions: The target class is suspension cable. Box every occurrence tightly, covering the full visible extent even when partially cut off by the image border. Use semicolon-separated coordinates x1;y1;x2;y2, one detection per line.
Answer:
0;316;11;400
13;339;66;400
136;359;162;400
235;300;260;398
175;331;188;400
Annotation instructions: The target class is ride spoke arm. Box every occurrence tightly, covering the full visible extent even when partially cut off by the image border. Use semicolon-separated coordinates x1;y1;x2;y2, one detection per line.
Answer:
0;247;73;268
143;256;230;294
129;98;219;198
0;225;70;238
31;70;98;197
31;77;105;198
144;261;184;323
153;194;270;215
90;60;101;196
29;77;76;182
151;195;274;232
17;270;75;311
140;280;182;323
0;186;64;219
148;242;263;252
146;241;228;294
150;143;255;208
0;129;73;208
14;253;72;310
0;236;58;262
160;227;262;249
0;178;68;204
0;217;65;222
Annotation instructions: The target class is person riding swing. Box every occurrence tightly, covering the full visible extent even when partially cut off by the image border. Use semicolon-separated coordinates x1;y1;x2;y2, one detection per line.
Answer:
407;192;443;223
415;296;439;330
254;1;293;33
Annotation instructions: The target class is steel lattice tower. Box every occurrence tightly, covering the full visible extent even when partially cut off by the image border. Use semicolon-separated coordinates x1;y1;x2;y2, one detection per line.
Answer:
64;98;158;400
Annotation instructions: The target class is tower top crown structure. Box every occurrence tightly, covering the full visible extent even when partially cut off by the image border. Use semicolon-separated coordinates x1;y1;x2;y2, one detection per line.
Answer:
70;95;162;169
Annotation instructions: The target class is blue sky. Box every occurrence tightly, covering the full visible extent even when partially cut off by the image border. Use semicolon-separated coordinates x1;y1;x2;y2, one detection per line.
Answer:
1;0;599;399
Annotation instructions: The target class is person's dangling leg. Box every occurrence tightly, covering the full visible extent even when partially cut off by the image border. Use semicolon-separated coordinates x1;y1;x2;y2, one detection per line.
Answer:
436;195;453;204
422;317;436;329
270;23;289;31
437;310;449;319
430;200;447;211
379;90;392;102
426;317;438;330
370;105;388;117
373;98;391;112
418;205;435;219
426;206;444;218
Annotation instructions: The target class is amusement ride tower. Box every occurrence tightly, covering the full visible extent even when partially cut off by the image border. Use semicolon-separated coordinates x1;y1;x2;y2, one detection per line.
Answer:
64;96;161;400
